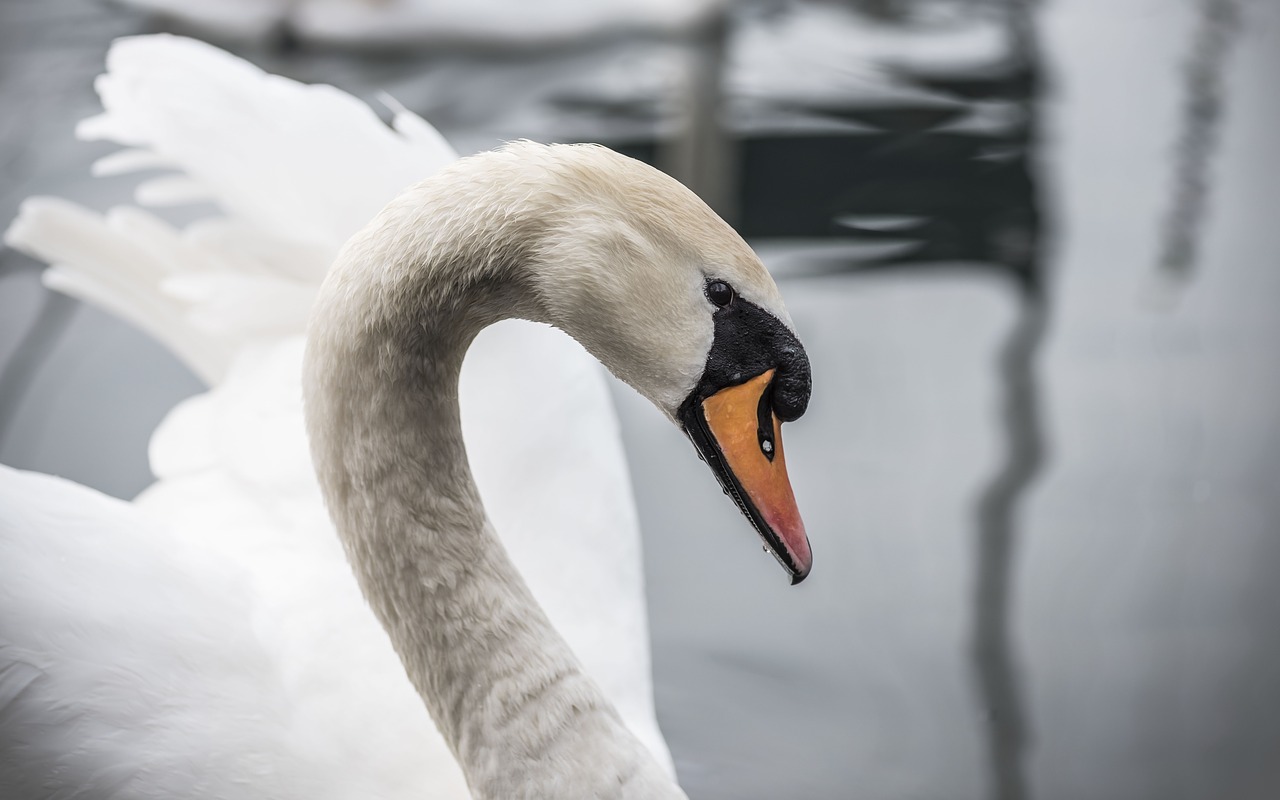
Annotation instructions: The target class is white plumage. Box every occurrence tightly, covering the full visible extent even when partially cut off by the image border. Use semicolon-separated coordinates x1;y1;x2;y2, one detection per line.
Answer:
2;35;672;799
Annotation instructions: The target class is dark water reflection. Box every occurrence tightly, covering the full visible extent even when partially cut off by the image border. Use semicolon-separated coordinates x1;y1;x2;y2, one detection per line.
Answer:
1157;0;1241;285
972;293;1045;800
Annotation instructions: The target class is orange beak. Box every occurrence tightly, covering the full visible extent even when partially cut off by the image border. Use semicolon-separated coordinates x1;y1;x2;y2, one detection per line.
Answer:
686;369;811;583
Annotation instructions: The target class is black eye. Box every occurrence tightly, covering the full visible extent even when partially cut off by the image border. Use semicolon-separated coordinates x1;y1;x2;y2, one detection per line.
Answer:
706;280;734;308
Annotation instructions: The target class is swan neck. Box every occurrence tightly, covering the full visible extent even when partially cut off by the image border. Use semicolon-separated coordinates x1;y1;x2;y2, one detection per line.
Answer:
303;190;682;798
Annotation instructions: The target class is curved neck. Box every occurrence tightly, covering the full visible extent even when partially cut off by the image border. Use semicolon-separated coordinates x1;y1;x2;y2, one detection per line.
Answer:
303;182;683;799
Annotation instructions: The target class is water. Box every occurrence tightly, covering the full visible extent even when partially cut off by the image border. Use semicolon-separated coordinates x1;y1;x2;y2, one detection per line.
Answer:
2;1;1278;798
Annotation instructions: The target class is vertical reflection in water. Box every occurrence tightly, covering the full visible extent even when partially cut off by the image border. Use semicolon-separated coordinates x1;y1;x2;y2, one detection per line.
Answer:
0;280;76;447
660;10;735;225
970;2;1046;799
972;291;1046;800
1157;0;1241;284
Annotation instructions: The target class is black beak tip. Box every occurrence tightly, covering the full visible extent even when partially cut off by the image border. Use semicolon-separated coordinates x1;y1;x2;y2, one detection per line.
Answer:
789;560;811;586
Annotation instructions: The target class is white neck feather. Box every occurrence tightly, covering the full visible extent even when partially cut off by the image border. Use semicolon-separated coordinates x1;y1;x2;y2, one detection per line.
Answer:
302;155;686;799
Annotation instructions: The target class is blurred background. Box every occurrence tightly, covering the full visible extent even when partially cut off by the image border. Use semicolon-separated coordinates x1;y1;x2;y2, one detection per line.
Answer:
1;0;1277;798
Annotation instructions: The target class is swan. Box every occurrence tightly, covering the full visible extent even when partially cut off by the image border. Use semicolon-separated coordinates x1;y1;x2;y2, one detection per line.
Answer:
298;138;813;797
0;37;814;798
2;35;668;799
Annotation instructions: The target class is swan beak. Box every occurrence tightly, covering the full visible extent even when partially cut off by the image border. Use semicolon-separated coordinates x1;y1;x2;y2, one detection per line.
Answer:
688;369;812;584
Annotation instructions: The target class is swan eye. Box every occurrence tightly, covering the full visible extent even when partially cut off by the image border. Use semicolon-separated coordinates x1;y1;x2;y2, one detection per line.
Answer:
706;280;734;308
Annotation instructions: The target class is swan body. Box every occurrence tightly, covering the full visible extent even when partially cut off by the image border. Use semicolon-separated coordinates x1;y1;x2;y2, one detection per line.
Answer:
2;35;672;798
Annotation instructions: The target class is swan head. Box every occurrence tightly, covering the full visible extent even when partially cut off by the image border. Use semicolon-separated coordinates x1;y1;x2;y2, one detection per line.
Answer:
502;143;814;582
326;142;814;581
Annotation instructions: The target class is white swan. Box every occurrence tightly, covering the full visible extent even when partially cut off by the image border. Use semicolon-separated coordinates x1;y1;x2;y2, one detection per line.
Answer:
2;35;669;799
0;36;815;799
